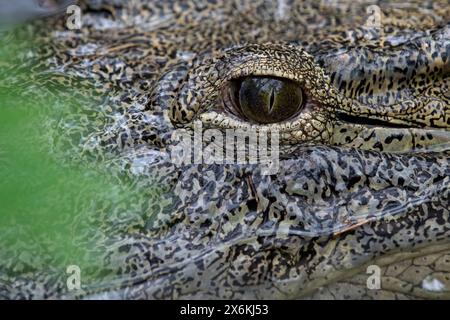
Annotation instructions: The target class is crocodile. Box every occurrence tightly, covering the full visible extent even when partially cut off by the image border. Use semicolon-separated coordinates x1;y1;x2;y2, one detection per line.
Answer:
0;0;449;299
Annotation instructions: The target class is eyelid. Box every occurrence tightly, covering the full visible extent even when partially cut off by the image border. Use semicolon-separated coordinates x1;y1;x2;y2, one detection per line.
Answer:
198;109;333;145
219;51;308;87
199;108;327;133
199;110;312;130
171;43;337;126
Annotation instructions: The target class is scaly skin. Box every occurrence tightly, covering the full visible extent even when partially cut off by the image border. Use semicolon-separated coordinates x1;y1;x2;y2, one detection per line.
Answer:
0;0;449;299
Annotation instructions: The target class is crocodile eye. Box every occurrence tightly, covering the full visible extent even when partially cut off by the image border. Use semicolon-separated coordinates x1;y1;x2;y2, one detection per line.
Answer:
225;76;304;124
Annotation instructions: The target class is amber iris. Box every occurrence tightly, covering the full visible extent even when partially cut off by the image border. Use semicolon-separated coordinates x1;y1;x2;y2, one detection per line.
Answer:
232;76;303;124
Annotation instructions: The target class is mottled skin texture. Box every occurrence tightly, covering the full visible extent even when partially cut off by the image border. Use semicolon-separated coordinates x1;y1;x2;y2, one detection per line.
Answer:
0;0;450;299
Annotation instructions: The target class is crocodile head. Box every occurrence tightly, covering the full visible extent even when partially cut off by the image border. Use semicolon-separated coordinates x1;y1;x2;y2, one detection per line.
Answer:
1;0;449;299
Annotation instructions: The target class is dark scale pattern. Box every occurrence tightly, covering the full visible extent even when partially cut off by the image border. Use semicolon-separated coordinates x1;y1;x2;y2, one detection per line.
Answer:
0;0;449;299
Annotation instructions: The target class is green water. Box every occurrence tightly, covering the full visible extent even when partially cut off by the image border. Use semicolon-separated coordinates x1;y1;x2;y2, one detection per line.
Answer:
0;28;163;294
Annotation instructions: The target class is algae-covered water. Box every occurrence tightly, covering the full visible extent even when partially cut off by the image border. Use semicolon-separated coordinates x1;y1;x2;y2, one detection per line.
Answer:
0;29;164;296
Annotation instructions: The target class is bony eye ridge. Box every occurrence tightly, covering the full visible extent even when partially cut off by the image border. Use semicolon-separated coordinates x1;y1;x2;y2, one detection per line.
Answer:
229;76;304;124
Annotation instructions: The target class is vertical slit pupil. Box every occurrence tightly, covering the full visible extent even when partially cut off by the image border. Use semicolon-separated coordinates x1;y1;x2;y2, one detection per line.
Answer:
268;88;275;113
231;76;303;124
